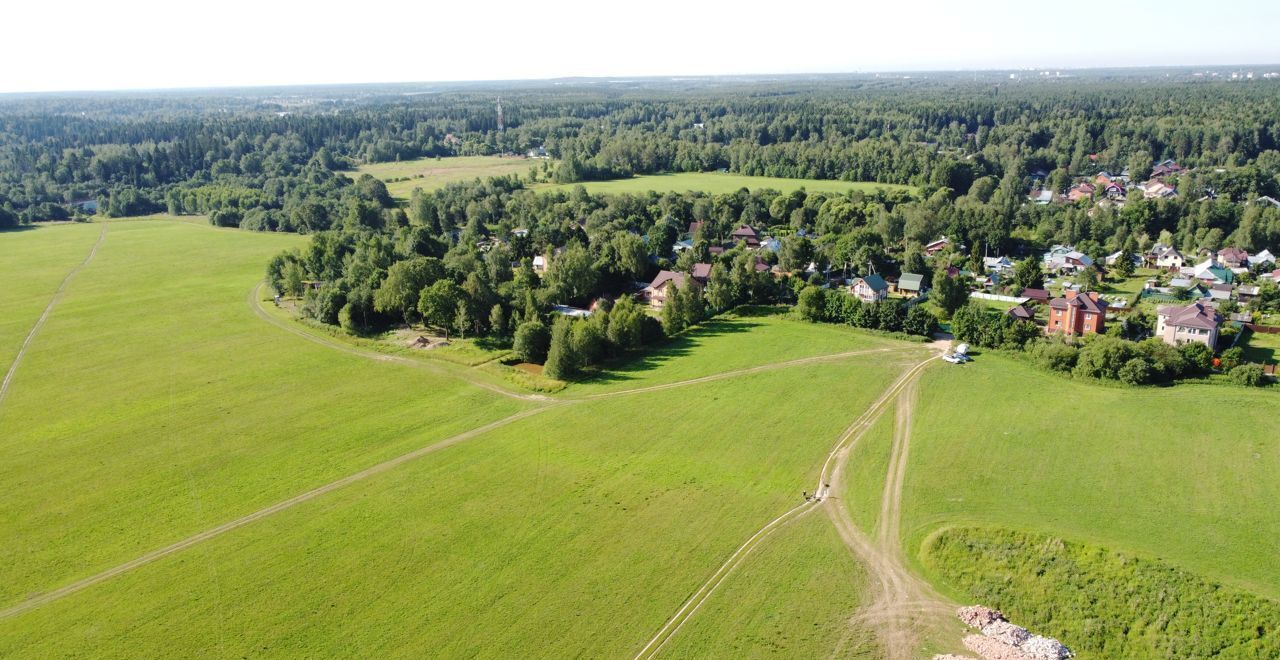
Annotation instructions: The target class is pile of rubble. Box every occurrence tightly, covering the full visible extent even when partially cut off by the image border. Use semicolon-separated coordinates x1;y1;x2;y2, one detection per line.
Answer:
936;605;1072;660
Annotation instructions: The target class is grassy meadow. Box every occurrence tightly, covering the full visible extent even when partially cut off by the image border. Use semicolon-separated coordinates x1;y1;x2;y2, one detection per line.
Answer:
659;510;880;658
349;155;541;199
0;223;103;373
0;220;531;611
566;309;913;396
535;171;916;196
900;352;1280;602
1;355;915;656
1;217;934;656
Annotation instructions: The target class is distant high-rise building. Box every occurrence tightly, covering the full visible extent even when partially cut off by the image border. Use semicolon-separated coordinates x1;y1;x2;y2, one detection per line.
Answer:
496;97;504;132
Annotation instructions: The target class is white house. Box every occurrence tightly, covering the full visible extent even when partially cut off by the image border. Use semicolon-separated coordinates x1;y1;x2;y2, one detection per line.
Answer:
850;274;889;303
1156;302;1222;347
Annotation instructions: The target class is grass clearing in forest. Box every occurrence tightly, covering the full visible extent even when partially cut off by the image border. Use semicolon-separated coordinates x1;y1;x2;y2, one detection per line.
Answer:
901;352;1280;605
350;155;541;199
535;171;916;196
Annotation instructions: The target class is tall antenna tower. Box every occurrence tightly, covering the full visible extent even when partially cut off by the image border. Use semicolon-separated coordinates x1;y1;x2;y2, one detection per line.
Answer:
496;97;504;132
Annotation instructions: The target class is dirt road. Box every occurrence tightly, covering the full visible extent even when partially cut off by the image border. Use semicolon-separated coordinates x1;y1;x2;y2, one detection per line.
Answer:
825;364;954;660
635;353;937;659
0;224;107;410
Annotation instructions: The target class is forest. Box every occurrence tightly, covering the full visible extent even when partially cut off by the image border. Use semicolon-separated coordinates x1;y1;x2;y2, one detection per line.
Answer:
5;73;1280;375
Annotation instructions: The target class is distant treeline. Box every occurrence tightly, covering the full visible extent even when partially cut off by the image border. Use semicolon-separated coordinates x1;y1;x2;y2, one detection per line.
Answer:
4;78;1280;247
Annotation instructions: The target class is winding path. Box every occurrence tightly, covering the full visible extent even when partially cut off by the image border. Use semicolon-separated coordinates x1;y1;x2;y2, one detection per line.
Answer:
827;366;954;659
634;353;939;660
0;224;107;409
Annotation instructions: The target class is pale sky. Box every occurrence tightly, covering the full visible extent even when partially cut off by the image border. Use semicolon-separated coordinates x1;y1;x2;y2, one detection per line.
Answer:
4;0;1279;93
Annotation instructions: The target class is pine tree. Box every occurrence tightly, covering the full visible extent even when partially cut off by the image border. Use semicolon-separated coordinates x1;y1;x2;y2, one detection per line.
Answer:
661;283;686;336
543;316;578;380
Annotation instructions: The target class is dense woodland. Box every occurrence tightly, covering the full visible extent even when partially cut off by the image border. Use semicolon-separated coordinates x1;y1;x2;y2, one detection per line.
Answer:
5;73;1280;376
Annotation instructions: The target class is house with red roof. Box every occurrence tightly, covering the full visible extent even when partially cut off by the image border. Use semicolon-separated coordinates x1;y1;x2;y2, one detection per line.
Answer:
1046;290;1107;336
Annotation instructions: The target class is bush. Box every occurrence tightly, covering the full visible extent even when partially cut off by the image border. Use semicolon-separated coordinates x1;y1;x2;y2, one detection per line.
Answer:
1029;340;1079;372
796;285;828;321
1118;357;1152;385
1229;363;1266;387
1135;338;1185;381
512;320;550;363
1179;341;1214;374
1073;336;1142;381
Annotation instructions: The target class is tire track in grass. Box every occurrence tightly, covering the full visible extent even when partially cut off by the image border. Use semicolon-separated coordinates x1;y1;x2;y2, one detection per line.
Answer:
0;224;107;410
827;366;955;660
0;405;552;621
634;355;937;659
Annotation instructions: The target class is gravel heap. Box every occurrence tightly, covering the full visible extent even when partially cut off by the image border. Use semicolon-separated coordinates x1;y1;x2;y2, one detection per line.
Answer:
957;605;1004;629
955;605;1072;660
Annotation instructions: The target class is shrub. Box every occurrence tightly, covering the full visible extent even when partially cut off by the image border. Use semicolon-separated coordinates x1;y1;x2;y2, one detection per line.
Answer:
796;286;827;321
1179;341;1214;374
1029;340;1079;372
1229;363;1266;387
512;320;550;363
924;527;1280;658
1136;338;1185;381
1118;357;1153;385
1073;336;1141;381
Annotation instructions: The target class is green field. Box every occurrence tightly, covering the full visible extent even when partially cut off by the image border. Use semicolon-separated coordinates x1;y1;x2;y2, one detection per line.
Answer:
350;155;541;199
535;172;916;196
901;353;1280;603
0;224;103;373
8;218;1280;657
0;220;532;611
659;510;880;658
1;219;932;656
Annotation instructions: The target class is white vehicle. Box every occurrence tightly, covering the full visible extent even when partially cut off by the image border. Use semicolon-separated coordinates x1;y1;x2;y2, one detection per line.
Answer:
943;343;972;364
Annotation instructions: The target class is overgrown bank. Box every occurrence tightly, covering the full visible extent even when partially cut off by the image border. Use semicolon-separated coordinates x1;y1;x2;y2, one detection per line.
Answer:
922;527;1280;658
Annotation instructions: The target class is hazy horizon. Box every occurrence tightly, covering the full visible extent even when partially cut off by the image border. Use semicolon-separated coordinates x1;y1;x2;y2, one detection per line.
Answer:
5;0;1280;94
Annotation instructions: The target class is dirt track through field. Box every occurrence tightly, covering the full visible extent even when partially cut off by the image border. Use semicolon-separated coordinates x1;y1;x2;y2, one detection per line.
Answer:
0;406;550;622
582;347;897;400
827;366;954;660
634;353;937;660
0;224;107;410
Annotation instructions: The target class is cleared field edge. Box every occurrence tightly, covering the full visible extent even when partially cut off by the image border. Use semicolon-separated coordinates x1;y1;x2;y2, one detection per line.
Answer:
0;223;107;408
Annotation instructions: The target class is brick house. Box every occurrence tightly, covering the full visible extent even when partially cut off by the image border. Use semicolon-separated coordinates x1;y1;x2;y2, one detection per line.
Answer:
1046;290;1107;336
